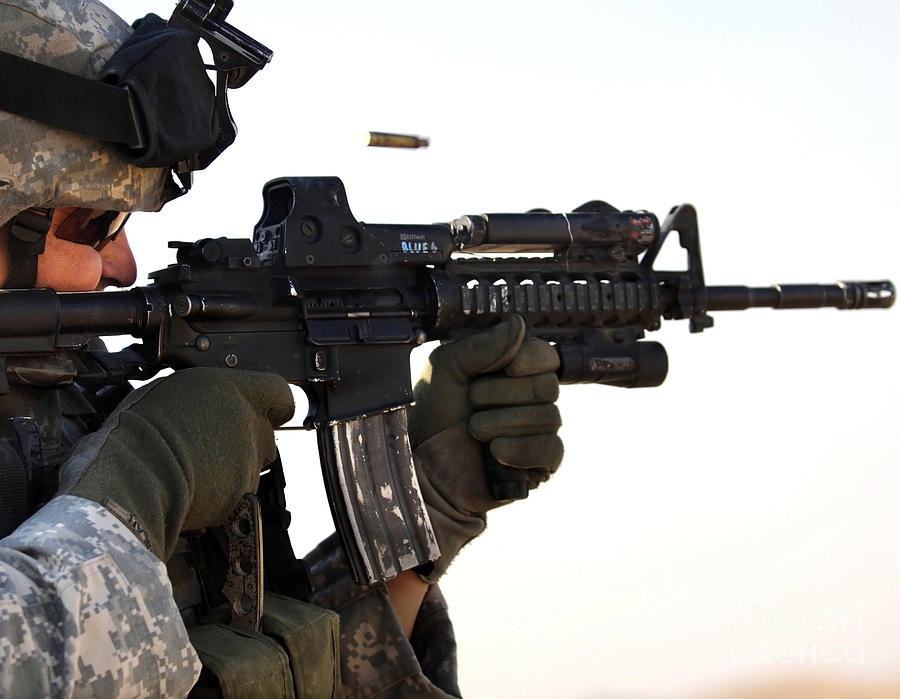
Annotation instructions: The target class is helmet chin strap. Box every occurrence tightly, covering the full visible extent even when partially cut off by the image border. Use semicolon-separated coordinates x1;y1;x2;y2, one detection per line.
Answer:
4;208;52;289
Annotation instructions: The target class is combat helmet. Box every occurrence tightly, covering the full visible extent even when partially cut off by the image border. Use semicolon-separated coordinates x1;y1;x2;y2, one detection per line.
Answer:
0;0;180;230
0;0;271;287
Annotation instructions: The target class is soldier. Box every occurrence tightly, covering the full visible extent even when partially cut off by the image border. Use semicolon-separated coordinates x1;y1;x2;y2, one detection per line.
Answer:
0;0;563;695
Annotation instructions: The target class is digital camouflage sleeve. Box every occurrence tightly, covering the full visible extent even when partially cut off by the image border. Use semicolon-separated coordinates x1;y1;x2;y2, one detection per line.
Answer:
0;495;201;697
306;534;461;698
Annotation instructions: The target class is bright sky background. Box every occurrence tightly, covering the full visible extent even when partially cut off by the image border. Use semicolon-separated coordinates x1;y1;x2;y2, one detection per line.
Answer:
112;1;899;696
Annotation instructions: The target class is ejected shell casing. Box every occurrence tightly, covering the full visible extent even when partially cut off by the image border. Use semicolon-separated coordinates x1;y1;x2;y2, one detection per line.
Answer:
366;131;430;149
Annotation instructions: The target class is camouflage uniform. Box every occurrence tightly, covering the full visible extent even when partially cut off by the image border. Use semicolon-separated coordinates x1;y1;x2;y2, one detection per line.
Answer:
0;0;242;692
0;370;204;695
306;535;460;698
0;380;461;698
0;495;201;696
0;0;177;229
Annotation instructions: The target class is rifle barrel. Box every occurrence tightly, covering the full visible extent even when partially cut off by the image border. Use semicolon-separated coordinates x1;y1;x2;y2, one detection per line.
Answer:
706;281;895;311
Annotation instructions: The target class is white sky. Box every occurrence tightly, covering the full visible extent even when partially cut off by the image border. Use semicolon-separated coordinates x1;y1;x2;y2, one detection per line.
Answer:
112;1;899;696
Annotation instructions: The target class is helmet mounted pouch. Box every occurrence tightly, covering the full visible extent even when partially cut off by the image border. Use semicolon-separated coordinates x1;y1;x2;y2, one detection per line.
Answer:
100;14;222;172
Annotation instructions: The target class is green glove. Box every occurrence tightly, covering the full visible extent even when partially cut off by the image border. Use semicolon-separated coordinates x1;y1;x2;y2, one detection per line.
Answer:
58;368;294;561
409;315;563;581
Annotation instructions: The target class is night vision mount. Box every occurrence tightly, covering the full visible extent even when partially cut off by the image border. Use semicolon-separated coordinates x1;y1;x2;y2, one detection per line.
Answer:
169;0;273;178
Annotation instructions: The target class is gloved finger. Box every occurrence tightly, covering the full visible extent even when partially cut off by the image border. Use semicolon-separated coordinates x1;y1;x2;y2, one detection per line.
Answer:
122;368;295;430
468;404;562;441
134;369;289;488
504;337;560;377
433;315;526;381
221;370;296;428
489;434;565;471
527;467;552;485
469;372;559;408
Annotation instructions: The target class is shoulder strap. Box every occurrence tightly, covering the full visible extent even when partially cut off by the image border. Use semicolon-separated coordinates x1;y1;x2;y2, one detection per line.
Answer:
0;417;43;538
0;423;29;537
4;207;51;289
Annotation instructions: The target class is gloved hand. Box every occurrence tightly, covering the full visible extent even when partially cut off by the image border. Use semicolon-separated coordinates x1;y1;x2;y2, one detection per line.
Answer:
58;368;294;561
409;315;563;581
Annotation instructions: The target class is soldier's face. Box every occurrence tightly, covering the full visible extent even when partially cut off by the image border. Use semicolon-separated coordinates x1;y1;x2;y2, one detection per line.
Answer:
0;207;138;291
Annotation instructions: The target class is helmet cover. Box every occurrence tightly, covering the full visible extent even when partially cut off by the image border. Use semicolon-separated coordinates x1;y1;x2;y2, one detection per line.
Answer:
0;0;179;227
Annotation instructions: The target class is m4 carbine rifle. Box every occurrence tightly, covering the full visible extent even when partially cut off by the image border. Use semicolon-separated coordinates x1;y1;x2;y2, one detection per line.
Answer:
0;177;893;584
